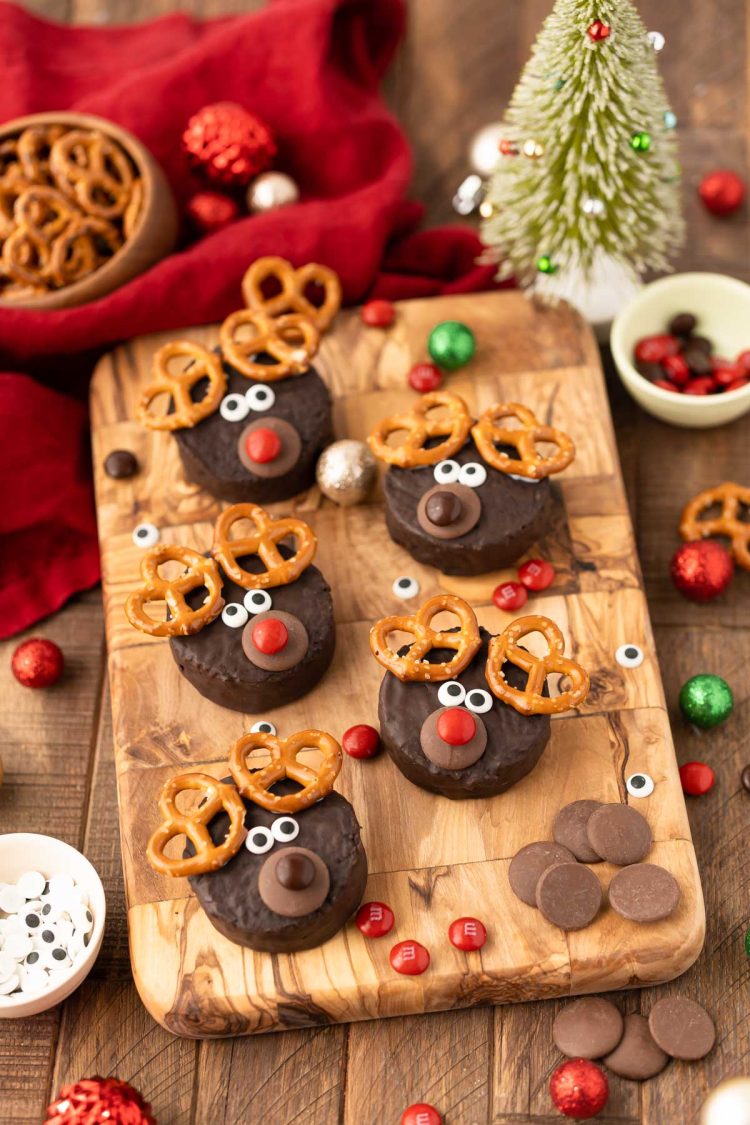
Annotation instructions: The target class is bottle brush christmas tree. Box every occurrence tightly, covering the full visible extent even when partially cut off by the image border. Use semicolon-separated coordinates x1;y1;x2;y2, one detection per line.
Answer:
481;0;684;298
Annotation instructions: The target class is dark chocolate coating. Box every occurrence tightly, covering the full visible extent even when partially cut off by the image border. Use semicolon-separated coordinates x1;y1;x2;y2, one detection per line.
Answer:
383;440;552;575
175;360;332;503
170;551;335;714
188;779;368;953
378;628;551;798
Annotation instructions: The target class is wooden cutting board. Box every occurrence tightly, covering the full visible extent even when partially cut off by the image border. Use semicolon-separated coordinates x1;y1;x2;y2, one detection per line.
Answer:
91;291;704;1039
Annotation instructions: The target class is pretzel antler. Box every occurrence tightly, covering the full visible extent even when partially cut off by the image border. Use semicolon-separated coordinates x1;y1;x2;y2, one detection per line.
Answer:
211;502;317;589
137;340;227;431
146;772;247;877
679;481;750;570
368;392;473;468
229;728;342;813
241;256;342;332
125;545;224;637
485;614;589;715
471;403;575;480
370;593;481;682
219;308;319;382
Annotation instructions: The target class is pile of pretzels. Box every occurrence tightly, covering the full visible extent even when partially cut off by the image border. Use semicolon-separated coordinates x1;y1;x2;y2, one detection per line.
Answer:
0;123;141;299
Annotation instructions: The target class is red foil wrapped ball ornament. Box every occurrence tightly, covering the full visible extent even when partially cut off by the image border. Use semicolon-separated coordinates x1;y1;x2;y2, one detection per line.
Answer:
698;169;746;218
11;637;64;689
44;1077;155;1125
182;102;276;188
186;190;240;236
550;1059;609;1119
670;540;734;602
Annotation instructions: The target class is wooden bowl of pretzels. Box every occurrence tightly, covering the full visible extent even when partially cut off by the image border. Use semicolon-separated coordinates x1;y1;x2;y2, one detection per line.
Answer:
0;111;178;309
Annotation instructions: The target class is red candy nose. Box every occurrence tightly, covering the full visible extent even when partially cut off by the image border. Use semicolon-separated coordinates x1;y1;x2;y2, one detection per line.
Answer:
245;427;282;464
436;707;476;746
252;617;288;655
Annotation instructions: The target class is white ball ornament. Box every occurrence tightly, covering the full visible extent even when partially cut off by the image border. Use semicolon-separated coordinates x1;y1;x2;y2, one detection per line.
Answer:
700;1078;750;1125
469;123;504;176
246;171;300;214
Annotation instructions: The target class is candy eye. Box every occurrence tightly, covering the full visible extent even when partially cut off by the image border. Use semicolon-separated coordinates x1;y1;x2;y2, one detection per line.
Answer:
220;392;250;422
251;720;277;735
626;772;655;798
616;643;644;668
244;589;273;614
221;603;249;628
271;816;299;843
132;522;159;548
245;826;274;854
246;385;276;412
437;681;466;707
458;462;487;488
393;576;420;599
433;460;460;484
465;688;492;713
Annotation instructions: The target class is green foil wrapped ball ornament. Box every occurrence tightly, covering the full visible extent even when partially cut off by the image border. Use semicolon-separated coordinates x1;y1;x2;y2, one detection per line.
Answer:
630;130;652;152
679;674;733;729
427;321;476;371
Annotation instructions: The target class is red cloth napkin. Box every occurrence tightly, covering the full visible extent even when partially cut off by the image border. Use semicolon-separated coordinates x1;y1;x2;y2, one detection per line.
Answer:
0;0;500;639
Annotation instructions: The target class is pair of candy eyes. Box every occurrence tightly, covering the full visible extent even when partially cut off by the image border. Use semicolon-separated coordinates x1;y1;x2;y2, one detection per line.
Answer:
434;460;487;488
221;590;273;627
220;385;276;422
246;815;299;854
436;681;493;713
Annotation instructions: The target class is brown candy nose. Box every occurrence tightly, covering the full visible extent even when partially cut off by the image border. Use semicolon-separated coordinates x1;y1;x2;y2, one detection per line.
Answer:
425;489;463;526
275;851;316;891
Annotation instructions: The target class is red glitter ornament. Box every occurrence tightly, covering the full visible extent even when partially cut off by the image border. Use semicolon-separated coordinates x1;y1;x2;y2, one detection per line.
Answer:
356;901;395;938
390;939;430;975
448;917;487;951
670;540;734;602
361;299;395;328
698;169;746;218
44;1076;155;1125
183;102;276;188
586;20;611;41
11;637;64;689
518;558;555;591
342;724;381;759
408;363;443;393
679;760;715;796
549;1059;609;1120
492;580;528;612
401;1105;442;1125
185;190;240;236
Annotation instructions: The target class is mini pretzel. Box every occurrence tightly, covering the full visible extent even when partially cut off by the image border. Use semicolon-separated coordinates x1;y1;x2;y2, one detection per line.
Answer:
48;216;122;287
137;340;227;431
370;593;481;682
219;308;319;382
16;125;65;185
147;772;247;877
125;545;224;637
486;615;589;715
368;392;473;468
1;186;81;286
471;403;575;479
212;503;316;590
241;256;342;332
49;129;135;219
679;481;750;570
229;729;342;813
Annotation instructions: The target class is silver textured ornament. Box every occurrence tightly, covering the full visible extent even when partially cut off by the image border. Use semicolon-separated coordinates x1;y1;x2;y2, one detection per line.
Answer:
469;123;504;177
452;174;485;216
647;30;665;51
582;196;605;216
316;440;376;507
700;1078;750;1125
246;171;300;213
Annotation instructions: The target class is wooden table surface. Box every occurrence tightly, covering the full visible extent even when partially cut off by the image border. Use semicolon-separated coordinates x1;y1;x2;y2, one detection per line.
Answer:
1;2;748;1123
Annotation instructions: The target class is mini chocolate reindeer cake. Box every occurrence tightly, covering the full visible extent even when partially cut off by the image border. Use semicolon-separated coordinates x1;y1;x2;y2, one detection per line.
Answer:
370;593;589;799
146;729;367;953
137;257;341;503
368;392;575;575
125;503;334;713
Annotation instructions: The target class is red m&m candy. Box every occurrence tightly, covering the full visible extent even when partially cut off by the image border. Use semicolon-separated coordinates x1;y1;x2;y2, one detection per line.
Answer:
245;427;282;464
390;940;430;975
361;299;395;327
654;380;679;393
725;378;748;393
492;580;528;612
518;558;555;591
343;724;381;759
437;708;476;747
684;377;716;396
679;761;715;796
737;350;750;375
662;353;690;386
634;335;680;365
356;901;394;938
401;1105;442;1125
448;917;487;951
408;362;443;393
251;617;288;655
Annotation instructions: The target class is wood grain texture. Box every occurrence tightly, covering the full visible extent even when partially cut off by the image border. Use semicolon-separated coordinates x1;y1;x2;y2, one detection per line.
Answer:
90;291;704;1037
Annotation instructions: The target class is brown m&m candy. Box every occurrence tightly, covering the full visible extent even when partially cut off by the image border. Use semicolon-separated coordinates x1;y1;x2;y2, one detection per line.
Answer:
603;1013;669;1080
648;997;715;1060
553;997;624;1059
586;804;651;866
508;841;576;907
535;862;602;930
668;312;697;338
104;449;139;479
553;800;603;862
608;863;681;923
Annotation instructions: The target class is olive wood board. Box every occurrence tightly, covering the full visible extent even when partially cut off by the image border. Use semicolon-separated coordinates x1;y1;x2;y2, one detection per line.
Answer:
90;290;704;1039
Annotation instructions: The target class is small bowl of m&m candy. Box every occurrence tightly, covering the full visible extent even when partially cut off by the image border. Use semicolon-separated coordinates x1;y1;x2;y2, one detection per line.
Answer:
611;272;750;428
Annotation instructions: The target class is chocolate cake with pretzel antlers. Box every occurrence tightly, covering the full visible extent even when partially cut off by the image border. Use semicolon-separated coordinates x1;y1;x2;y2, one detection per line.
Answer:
367;392;576;575
370;594;590;799
137;257;340;504
125;503;335;713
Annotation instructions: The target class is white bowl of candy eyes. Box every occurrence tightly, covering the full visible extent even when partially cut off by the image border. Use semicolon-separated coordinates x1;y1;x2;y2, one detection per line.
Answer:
0;834;106;1018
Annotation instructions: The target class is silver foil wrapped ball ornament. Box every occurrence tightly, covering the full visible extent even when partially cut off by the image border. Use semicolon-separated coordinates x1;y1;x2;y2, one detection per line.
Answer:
316;440;377;507
469;123;504;177
246;171;300;213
